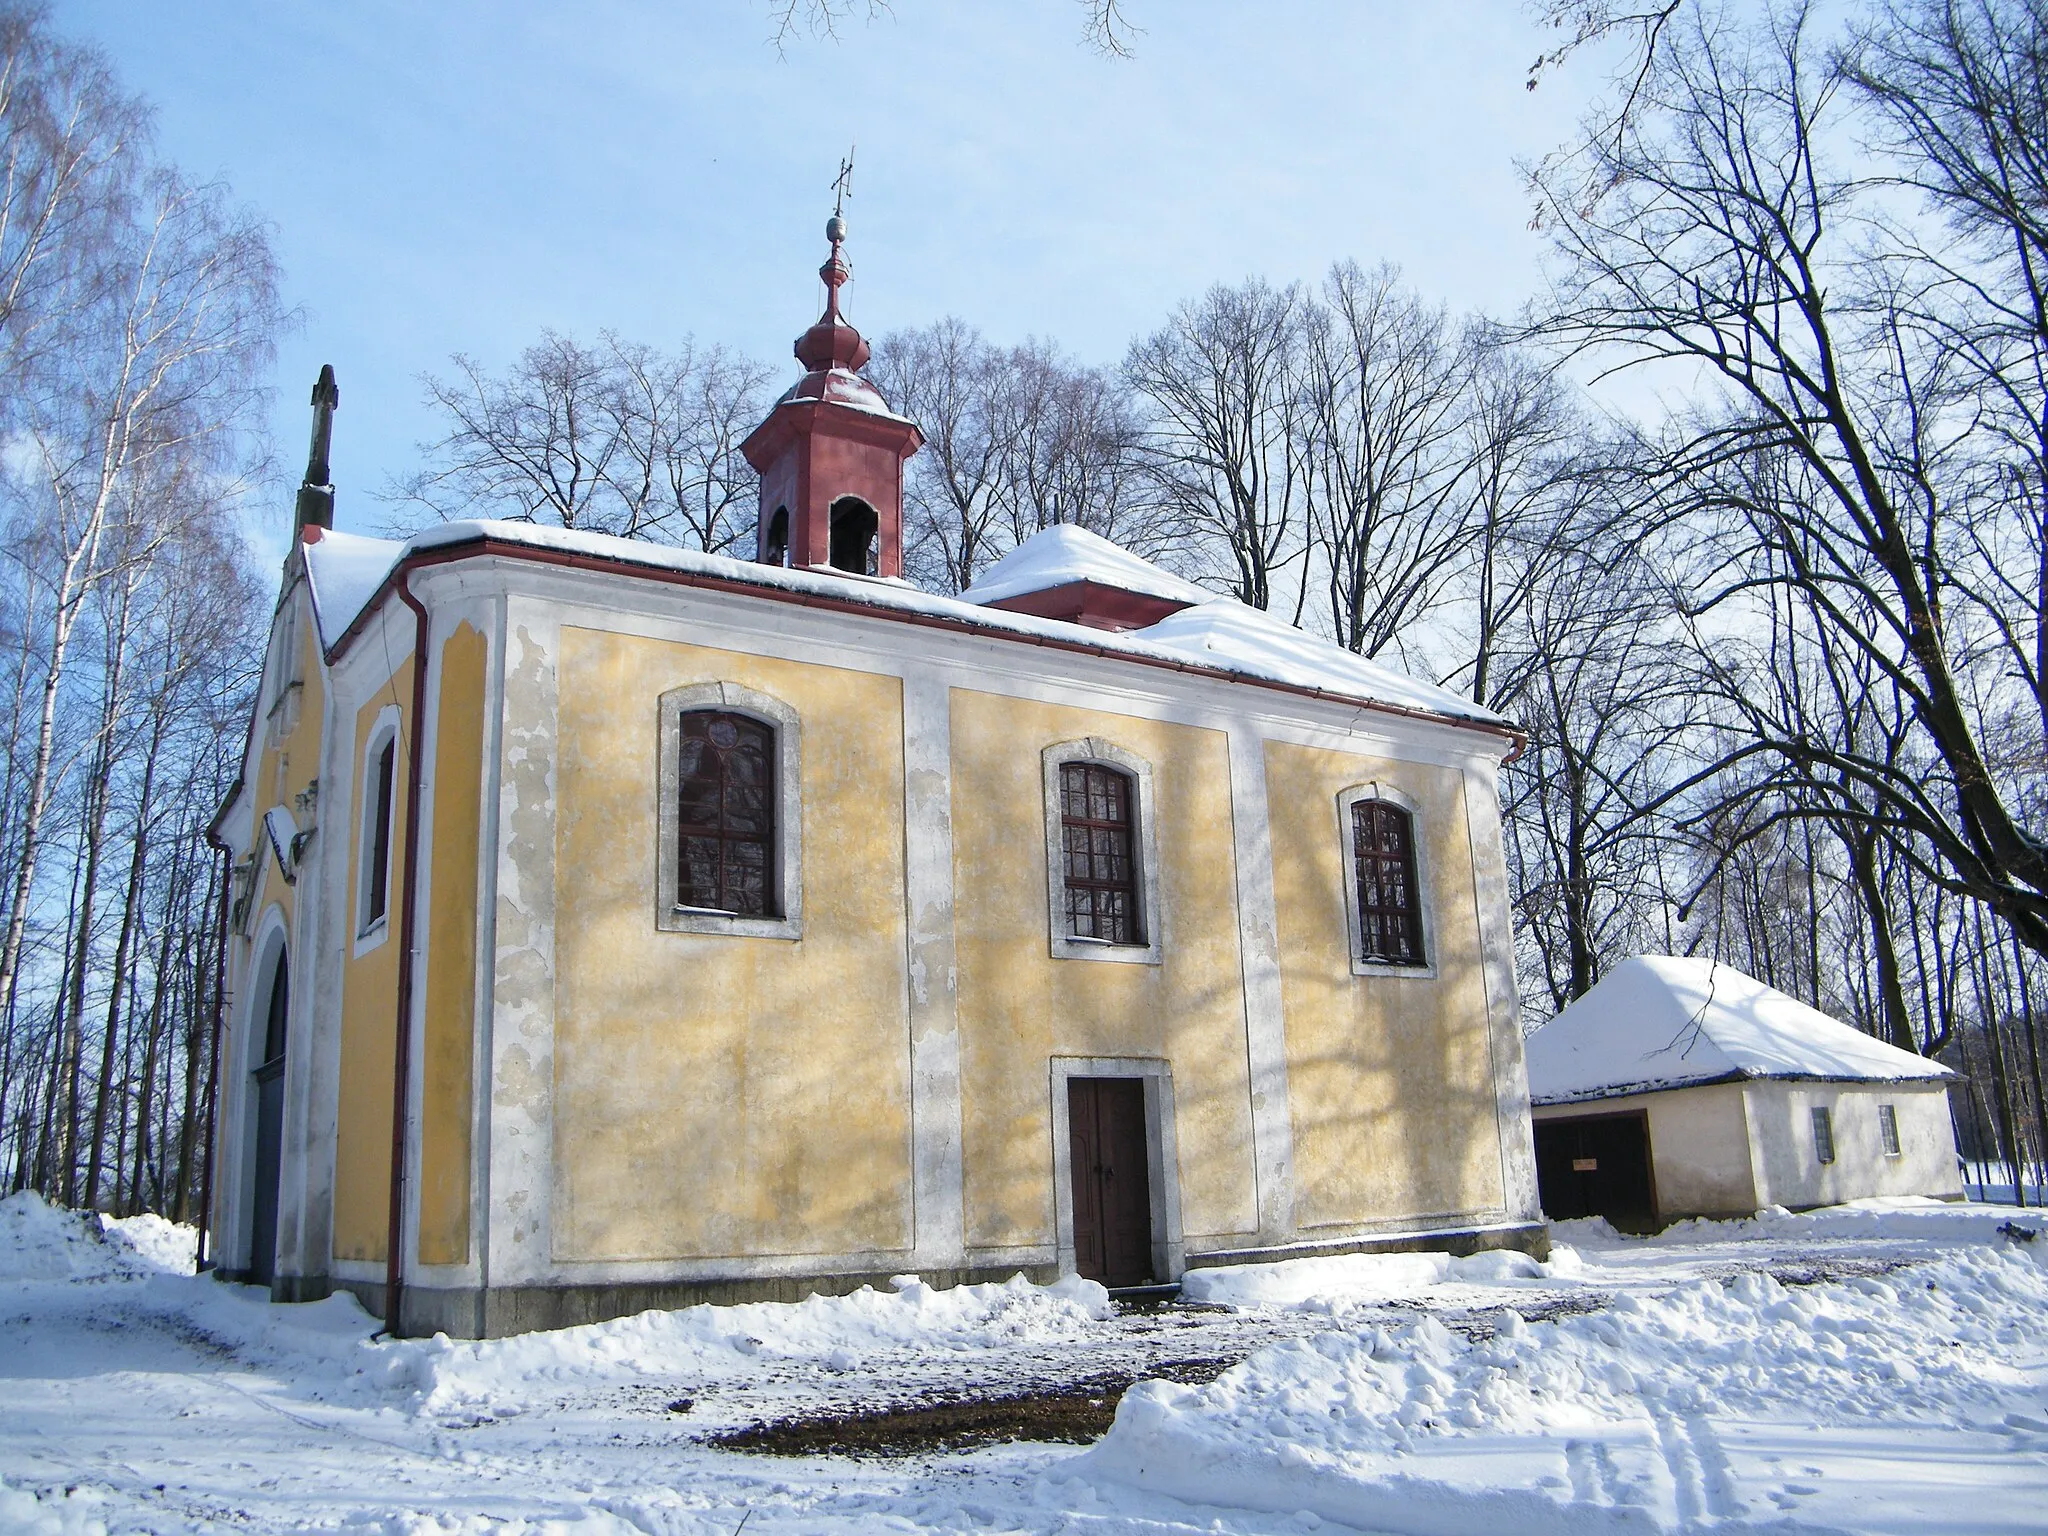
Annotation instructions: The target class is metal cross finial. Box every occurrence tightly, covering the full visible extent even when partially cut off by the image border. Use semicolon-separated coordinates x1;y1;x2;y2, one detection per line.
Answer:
830;148;855;219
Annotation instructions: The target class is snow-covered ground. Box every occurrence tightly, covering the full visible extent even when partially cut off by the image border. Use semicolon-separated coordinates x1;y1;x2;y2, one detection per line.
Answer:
2;1193;2044;1534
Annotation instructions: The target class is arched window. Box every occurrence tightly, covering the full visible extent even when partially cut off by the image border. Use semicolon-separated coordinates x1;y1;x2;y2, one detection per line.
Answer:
828;496;878;575
763;506;790;567
356;707;401;947
675;710;776;916
1042;738;1161;964
1060;761;1142;945
1350;798;1424;966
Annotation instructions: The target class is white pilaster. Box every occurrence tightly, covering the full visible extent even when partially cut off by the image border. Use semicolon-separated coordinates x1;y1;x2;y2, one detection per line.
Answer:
902;671;966;1269
484;605;560;1287
1228;727;1296;1241
1464;759;1540;1222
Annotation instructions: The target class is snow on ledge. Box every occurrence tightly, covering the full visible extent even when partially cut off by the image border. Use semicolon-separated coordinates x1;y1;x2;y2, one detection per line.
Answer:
301;520;1512;732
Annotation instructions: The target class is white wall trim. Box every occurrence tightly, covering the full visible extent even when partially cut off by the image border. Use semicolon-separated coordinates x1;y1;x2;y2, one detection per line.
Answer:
485;603;561;1287
902;674;966;1270
1462;762;1542;1224
469;559;1510;774
1226;727;1295;1242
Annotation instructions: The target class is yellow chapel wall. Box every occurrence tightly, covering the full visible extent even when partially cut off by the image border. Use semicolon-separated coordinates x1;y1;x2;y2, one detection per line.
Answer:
417;621;486;1267
548;625;913;1263
330;657;414;1263
948;690;1258;1252
1262;740;1506;1228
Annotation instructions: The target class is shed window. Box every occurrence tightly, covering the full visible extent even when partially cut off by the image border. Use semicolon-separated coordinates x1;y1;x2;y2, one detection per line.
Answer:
1060;762;1142;945
1351;799;1424;965
676;710;776;917
1878;1102;1901;1158
1811;1106;1836;1165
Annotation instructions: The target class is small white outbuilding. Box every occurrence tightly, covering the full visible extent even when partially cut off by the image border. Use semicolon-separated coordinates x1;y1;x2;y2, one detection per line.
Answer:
1524;956;1962;1228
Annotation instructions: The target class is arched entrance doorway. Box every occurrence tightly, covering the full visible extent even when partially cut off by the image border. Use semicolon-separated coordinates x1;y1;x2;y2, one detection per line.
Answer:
246;944;289;1287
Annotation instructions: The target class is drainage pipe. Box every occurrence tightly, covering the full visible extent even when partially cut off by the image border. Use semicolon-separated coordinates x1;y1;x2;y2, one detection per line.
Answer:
383;572;432;1335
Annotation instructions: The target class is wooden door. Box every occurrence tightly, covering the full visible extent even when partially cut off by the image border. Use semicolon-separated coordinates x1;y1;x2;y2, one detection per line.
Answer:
248;948;289;1287
1533;1112;1657;1231
1068;1077;1154;1286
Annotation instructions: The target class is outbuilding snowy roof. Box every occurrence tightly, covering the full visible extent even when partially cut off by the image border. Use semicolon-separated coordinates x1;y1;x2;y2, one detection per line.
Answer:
299;519;1510;733
960;525;1215;609
1525;955;1951;1106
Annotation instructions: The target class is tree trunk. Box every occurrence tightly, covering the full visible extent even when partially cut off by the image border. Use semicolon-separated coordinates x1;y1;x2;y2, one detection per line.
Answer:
83;685;159;1209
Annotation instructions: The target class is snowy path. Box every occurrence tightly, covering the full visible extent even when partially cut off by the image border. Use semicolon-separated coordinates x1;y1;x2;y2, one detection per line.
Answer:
2;1196;2046;1534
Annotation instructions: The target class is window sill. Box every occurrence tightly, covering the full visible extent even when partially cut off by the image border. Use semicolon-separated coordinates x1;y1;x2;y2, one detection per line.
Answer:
352;916;390;960
1050;933;1161;966
1350;956;1437;980
658;905;801;942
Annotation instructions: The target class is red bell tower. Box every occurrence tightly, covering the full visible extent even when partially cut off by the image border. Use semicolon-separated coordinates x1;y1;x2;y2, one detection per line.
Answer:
742;207;922;577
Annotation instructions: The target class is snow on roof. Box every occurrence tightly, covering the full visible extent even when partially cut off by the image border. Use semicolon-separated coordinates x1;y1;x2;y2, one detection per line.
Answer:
1135;600;1503;724
960;524;1215;609
299;519;1511;732
302;528;404;649
1525;955;1952;1105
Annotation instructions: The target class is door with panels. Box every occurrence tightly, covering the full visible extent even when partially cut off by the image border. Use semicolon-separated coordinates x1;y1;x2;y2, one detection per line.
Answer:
1067;1076;1154;1286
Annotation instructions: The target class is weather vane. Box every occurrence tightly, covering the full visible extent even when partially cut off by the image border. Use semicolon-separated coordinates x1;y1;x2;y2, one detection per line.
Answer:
830;148;855;220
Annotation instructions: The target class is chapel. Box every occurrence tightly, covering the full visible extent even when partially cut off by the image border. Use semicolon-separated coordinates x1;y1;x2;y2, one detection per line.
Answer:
207;213;1545;1336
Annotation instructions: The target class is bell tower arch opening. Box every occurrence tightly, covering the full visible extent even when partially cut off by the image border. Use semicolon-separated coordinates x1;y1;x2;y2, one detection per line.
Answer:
829;496;878;575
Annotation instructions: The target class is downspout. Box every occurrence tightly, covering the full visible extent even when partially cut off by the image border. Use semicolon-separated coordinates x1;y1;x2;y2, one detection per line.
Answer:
194;837;232;1270
384;572;432;1335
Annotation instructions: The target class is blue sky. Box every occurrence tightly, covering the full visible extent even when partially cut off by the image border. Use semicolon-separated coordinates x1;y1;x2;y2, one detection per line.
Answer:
59;2;1601;558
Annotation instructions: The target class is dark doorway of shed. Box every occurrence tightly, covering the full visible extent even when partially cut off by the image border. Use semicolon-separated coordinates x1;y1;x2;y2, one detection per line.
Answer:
1068;1076;1153;1286
1533;1112;1657;1232
248;944;290;1286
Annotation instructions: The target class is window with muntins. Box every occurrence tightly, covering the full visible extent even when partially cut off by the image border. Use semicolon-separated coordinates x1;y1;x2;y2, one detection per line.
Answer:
1812;1106;1836;1165
676;710;776;917
1061;762;1142;945
1351;799;1424;965
1878;1103;1902;1157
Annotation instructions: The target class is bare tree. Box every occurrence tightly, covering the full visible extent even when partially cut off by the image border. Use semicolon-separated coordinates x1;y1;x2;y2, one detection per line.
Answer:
869;318;1015;592
762;0;1141;55
871;321;1151;592
1125;278;1310;610
0;166;279;1058
1298;262;1475;663
392;331;769;550
1531;0;2048;960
